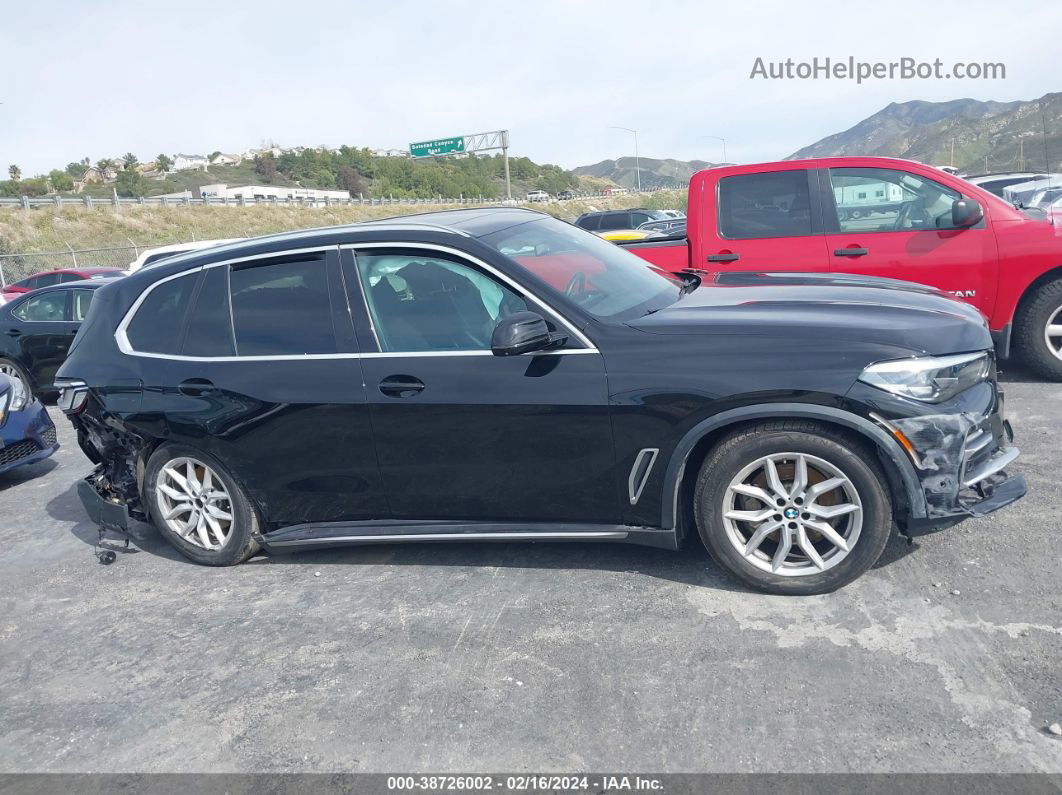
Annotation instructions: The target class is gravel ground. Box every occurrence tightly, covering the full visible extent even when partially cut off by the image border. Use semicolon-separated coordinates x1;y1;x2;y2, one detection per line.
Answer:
0;365;1059;774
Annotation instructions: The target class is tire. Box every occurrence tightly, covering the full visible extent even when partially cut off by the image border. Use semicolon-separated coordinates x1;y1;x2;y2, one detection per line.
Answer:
693;420;892;595
1014;278;1062;381
143;444;261;566
0;358;33;400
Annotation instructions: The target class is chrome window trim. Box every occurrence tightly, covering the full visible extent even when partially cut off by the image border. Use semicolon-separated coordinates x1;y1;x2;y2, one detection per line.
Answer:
115;243;600;361
342;241;598;352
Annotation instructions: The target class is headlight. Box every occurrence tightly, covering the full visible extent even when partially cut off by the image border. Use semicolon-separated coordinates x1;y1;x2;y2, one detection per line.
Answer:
858;352;990;403
8;375;28;412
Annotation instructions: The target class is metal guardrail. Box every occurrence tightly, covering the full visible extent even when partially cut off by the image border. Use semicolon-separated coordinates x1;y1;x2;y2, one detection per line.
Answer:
0;186;685;211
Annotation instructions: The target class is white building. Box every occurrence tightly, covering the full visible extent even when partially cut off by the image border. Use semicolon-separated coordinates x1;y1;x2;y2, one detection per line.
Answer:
191;183;350;202
370;148;410;158
210;153;242;166
173;154;209;171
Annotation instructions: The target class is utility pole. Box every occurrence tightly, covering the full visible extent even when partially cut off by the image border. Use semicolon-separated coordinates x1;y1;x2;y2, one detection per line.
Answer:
950;138;955;167
609;126;641;192
703;135;727;164
502;129;511;200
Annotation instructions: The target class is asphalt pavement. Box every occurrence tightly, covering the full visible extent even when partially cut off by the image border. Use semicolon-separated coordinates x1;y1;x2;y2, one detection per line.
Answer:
0;364;1060;773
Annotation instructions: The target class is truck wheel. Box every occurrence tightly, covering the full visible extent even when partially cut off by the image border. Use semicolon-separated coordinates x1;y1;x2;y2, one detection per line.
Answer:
144;444;261;566
1014;278;1062;381
693;421;892;595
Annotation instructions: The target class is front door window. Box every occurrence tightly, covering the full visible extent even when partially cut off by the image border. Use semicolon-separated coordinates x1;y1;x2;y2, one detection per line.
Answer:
354;252;528;352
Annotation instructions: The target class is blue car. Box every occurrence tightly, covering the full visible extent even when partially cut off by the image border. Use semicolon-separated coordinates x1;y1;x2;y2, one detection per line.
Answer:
0;374;59;475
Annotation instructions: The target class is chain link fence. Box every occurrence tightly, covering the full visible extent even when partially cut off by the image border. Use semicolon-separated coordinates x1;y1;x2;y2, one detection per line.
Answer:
0;245;141;285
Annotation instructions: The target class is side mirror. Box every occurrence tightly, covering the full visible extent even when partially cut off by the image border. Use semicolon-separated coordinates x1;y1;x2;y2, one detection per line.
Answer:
951;198;983;228
491;311;567;356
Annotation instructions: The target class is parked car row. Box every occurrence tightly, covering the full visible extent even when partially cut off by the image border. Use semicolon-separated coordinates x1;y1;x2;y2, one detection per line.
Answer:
0;158;1032;595
44;202;1024;595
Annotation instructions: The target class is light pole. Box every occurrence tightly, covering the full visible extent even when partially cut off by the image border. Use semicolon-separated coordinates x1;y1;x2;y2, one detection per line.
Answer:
609;126;641;192
703;135;727;164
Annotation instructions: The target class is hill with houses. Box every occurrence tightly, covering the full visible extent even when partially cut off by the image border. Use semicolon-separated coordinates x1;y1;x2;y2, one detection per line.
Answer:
2;143;584;202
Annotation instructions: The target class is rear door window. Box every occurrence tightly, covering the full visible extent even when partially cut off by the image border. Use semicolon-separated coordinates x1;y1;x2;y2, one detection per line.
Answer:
577;215;601;231
229;254;337;356
13;290;69;322
597;212;630;231
182;266;236;357
718;170;813;239
125;273;197;354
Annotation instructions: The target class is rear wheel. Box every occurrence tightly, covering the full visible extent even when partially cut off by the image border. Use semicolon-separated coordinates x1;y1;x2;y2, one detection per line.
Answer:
1014;278;1062;381
144;445;260;566
0;358;32;400
694;421;892;595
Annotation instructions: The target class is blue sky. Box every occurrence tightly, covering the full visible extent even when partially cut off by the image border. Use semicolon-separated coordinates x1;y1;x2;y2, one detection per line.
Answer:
2;0;1060;174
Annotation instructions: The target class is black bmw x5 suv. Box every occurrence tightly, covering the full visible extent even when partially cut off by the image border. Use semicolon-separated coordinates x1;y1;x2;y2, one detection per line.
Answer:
57;209;1024;594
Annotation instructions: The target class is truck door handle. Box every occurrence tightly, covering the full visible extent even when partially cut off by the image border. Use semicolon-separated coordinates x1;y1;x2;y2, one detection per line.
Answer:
5;328;21;337
707;252;740;262
379;375;425;398
834;247;869;257
177;378;217;397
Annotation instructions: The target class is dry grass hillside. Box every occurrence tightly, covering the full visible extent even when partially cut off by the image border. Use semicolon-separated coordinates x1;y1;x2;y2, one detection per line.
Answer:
0;191;686;279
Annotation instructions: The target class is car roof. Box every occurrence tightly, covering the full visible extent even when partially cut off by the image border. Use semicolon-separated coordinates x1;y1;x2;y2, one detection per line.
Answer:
7;278;119;298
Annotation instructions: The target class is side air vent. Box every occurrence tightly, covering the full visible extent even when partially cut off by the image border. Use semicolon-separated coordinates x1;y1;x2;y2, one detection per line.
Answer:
628;448;660;505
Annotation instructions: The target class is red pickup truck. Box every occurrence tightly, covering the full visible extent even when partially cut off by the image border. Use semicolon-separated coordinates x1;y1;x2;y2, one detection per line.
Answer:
622;157;1062;379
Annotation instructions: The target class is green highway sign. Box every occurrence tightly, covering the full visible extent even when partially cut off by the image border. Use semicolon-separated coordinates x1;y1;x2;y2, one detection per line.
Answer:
410;136;466;158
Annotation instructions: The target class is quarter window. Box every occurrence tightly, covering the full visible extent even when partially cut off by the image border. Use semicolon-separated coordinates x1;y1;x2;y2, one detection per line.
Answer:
354;252;528;353
126;273;196;354
229;255;336;356
13;290;67;322
718;170;813;239
828;168;962;232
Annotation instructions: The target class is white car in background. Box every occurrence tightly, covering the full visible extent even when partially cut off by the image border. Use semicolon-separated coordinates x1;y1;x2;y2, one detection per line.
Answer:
126;239;244;273
525;190;551;203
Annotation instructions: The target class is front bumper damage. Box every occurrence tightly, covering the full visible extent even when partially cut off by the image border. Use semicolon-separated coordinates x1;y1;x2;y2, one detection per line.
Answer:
877;410;1025;535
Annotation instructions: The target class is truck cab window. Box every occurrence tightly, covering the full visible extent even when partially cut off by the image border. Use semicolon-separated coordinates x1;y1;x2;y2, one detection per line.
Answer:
718;171;813;238
828;168;961;233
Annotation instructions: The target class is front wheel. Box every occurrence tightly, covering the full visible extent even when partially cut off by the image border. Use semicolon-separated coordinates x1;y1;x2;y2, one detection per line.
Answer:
144;445;261;566
0;358;33;401
694;421;892;595
1014;278;1062;381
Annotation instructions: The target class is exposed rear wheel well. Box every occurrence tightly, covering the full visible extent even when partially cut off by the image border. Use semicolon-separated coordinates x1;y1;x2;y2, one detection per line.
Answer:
675;417;910;542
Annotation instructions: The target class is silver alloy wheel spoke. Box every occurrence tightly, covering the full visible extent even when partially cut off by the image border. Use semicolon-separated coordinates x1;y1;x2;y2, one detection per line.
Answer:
721;452;863;578
1045;307;1062;361
155;457;234;551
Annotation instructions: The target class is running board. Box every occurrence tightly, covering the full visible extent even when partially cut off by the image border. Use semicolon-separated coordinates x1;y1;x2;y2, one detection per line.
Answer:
259;520;678;552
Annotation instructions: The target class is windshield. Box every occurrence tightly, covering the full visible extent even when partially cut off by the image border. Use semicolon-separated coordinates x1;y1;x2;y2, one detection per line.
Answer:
479;216;681;320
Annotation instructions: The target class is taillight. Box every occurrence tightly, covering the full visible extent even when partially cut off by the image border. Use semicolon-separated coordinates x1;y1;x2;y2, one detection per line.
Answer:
56;379;89;415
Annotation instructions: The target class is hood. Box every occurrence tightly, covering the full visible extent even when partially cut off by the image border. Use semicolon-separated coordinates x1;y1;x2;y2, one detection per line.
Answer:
628;272;992;357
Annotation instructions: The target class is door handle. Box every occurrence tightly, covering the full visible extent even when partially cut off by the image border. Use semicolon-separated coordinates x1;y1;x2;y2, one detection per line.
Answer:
379;375;425;398
707;252;740;263
834;247;869;257
5;328;20;337
177;378;217;397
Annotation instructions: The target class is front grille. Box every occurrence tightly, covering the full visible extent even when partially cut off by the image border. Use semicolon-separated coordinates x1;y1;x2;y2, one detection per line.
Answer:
40;427;57;447
0;440;40;467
